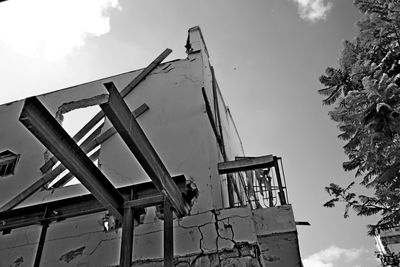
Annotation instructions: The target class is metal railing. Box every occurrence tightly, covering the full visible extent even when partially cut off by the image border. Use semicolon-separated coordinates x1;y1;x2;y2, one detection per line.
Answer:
230;157;289;209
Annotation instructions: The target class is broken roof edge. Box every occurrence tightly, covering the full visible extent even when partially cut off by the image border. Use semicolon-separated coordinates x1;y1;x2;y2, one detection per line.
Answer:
186;26;210;58
0;58;183;107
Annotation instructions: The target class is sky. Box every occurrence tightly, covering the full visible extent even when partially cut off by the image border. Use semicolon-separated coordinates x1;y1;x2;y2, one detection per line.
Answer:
0;0;383;266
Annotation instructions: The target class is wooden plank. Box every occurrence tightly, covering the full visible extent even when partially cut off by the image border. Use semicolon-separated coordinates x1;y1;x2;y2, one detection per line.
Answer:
119;49;172;98
119;207;134;267
210;66;225;157
40;111;105;173
164;199;174;267
218;155;275;174
51;149;100;188
0;176;188;232
79;122;104;149
19;96;125;220
100;83;189;217
0;104;149;212
201;87;221;145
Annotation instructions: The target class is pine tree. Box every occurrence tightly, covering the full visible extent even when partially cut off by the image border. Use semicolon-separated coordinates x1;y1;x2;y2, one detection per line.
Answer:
320;0;400;235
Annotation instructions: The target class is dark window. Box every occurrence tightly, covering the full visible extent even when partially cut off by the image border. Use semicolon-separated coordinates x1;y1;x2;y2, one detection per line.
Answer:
0;150;20;177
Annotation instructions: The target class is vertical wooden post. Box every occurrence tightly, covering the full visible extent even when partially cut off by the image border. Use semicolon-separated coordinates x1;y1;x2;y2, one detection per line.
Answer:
227;174;235;207
273;156;286;205
120;207;134;267
265;173;274;207
33;221;49;267
164;200;174;267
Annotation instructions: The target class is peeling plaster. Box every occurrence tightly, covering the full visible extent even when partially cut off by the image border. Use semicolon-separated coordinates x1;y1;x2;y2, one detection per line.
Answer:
59;246;86;263
10;256;24;267
55;94;108;122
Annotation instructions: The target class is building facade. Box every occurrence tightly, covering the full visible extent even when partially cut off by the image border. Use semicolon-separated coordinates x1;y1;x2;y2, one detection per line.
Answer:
376;227;400;266
0;27;302;266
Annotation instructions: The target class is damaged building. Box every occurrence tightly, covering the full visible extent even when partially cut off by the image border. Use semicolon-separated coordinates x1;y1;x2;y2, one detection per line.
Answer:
0;26;303;266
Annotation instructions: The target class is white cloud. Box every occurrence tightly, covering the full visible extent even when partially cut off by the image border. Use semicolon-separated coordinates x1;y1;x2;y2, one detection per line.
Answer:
303;246;367;267
291;0;332;22
0;0;120;60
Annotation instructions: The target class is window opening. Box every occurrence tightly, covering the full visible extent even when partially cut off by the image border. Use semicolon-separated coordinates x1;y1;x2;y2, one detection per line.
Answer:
0;150;20;177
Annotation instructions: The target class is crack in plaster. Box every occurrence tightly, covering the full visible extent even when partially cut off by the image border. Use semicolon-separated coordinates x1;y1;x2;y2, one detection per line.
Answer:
107;242;261;267
175;208;252;266
83;236;120;257
101;166;136;183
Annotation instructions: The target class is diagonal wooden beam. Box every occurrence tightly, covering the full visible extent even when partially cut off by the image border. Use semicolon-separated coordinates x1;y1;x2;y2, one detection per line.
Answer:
201;87;221;146
19;96;125;220
40;49;172;174
50;149;101;188
51;104;149;189
100;82;189;217
0;104;149;212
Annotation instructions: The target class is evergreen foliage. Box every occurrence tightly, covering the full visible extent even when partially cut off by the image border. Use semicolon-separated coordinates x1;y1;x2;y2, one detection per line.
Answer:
320;0;400;235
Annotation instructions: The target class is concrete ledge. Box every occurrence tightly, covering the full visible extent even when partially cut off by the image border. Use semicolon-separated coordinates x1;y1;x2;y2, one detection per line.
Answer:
257;231;302;266
252;205;296;236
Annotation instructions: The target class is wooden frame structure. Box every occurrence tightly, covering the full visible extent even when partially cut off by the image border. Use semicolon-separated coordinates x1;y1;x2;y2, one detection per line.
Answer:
218;155;288;206
0;49;194;267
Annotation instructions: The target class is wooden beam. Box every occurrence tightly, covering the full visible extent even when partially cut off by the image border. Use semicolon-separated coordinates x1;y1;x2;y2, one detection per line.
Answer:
0;104;149;212
19;96;125;220
0;176;188;232
210;66;225;157
295;221;311;226
164;199;175;267
33;208;50;267
201;87;221;145
218;155;275;174
124;195;165;209
40;103;149;174
226;174;235;207
79;122;104;149
100;82;189;217
164;199;174;267
119;49;172;98
33;222;49;267
273;156;287;205
51;149;100;188
119;207;134;267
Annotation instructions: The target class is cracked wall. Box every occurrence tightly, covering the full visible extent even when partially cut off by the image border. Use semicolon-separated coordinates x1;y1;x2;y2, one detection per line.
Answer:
253;205;302;266
0;206;265;266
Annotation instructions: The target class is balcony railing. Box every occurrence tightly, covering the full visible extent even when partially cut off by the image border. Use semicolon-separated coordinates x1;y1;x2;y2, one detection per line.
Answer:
218;155;289;209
